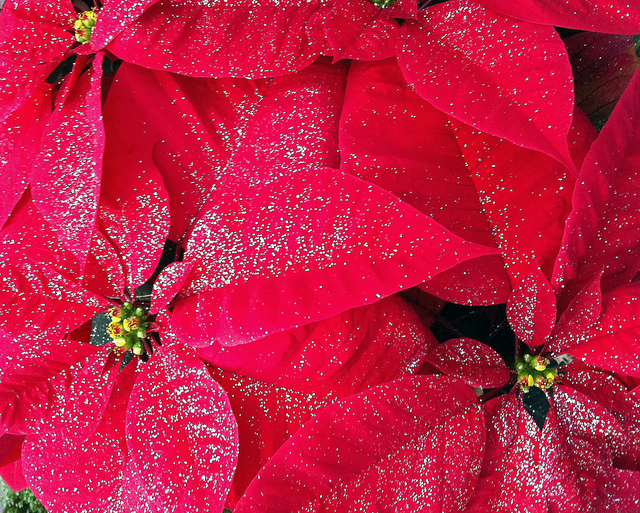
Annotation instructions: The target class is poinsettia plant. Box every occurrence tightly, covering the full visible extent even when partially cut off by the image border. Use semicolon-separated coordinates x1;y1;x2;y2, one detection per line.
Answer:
1;0;640;511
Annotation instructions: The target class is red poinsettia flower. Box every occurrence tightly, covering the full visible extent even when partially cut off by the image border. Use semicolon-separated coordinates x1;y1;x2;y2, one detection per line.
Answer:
101;57;497;349
1;48;501;510
0;187;239;512
227;66;640;511
0;1;116;268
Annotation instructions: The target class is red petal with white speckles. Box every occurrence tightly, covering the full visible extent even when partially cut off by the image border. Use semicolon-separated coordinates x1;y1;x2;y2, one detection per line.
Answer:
31;56;105;271
105;0;325;78
547;273;602;354
567;282;640;377
199;295;433;395
172;168;498;346
398;0;575;169
0;332;117;437
207;368;333;509
425;338;511;389
94;141;170;291
23;362;139;513
552;70;640;307
202;295;433;505
0;0;74;121
150;262;195;314
0;86;50;228
465;395;546;512
91;0;159;49
451;118;578;286
542;386;632;510
235;376;484;513
340;58;511;304
0;192;111;339
507;267;557;348
102;62;263;242
479;0;640;34
316;0;400;61
125;343;238;513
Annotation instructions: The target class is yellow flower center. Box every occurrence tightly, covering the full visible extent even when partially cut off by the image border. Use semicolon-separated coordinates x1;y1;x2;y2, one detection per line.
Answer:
106;302;149;357
72;8;99;44
515;355;558;393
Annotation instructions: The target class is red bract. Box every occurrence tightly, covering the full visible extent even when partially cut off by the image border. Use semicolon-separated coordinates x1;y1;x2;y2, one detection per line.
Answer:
22;342;238;513
339;58;587;304
398;0;575;170
202;294;435;507
0;193;239;510
96;0;326;77
553;68;640;309
0;1;110;266
234;376;485;512
478;0;640;34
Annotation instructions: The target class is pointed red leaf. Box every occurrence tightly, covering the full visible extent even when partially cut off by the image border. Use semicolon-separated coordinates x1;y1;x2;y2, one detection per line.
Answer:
172;168;497;346
507;267;557;347
104;0;324;78
200;295;433;395
0;0;73;121
226;57;347;181
562;368;640;419
235;376;484;513
22;362;139;513
31;56;105;270
398;0;575;169
425;338;511;389
479;0;640;34
150;262;194;315
125;343;238;513
547;273;602;354
566;32;640;130
450;117;577;286
465;395;546;512
542;386;628;510
0;334;117;437
91;0;159;48
94;141;170;291
102;62;262;241
567;282;640;377
203;295;433;505
552;70;640;305
0;86;50;227
0;193;111;339
207;367;333;509
340;58;510;304
317;0;400;61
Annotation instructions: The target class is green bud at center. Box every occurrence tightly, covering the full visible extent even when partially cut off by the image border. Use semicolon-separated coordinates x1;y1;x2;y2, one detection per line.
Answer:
106;302;150;357
72;8;98;44
515;355;558;393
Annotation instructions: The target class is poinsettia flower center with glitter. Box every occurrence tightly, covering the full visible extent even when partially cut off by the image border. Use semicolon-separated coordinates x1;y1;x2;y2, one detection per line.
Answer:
515;354;558;393
72;8;99;43
106;302;154;357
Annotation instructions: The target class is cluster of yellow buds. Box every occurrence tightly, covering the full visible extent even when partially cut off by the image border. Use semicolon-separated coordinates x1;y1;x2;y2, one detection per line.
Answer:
106;302;150;356
515;355;558;393
72;8;99;43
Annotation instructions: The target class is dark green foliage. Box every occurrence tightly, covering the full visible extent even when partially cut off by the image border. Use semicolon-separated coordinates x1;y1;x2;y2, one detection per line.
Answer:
45;54;77;84
0;480;47;513
523;386;551;430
